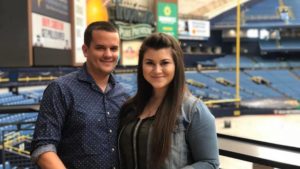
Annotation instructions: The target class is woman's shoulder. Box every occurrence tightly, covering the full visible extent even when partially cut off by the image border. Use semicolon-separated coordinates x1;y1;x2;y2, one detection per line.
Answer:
182;93;201;113
181;93;211;122
183;93;198;106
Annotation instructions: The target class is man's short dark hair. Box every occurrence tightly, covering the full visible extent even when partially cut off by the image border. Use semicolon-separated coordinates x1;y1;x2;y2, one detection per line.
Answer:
84;21;119;47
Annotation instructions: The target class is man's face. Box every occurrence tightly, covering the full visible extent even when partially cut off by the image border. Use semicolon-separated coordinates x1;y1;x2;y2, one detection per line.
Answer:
83;30;120;76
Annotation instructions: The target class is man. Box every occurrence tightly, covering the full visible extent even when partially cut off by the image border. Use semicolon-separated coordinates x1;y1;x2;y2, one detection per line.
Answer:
31;21;129;169
34;35;43;47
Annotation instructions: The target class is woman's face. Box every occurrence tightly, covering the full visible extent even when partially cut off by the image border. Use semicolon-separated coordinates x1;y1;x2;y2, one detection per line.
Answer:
142;48;175;92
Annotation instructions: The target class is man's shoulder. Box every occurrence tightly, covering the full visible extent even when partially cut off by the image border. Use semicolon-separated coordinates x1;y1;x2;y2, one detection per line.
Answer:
113;82;131;98
54;71;79;84
111;75;131;95
45;71;80;92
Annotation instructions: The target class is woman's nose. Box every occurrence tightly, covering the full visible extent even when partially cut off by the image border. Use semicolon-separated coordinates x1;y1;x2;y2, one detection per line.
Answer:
153;64;163;73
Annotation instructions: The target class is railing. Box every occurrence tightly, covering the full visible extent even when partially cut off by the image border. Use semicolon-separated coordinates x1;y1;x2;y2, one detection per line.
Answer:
3;131;32;157
2;102;300;168
0;104;39;114
218;133;300;168
1;129;37;169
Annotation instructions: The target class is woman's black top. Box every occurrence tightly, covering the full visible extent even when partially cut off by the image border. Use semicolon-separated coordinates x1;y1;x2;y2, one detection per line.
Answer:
119;116;155;169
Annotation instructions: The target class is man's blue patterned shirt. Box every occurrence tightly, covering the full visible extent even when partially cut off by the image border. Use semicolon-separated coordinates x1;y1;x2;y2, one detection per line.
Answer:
31;64;129;169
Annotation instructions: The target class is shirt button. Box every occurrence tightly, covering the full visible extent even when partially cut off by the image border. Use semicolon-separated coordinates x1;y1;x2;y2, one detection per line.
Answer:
107;112;110;115
112;167;116;169
112;148;115;152
108;129;112;133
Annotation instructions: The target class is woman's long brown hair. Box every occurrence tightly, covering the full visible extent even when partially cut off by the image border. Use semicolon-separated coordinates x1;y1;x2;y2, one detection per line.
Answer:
120;33;186;168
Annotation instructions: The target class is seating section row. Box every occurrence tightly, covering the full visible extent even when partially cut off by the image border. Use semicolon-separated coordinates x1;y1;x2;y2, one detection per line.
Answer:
202;55;300;69
0;68;300;168
1;69;300;106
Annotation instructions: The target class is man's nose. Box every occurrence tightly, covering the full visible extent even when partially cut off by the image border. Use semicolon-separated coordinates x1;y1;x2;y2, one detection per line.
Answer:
104;48;112;56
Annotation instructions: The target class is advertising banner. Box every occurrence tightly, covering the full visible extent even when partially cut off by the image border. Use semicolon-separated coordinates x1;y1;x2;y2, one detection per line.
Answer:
121;40;142;66
74;0;87;64
157;2;178;38
111;0;151;11
178;19;210;40
116;22;153;40
32;13;71;50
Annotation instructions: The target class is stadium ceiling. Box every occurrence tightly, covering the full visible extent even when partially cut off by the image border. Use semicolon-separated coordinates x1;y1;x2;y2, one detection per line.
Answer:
178;0;250;20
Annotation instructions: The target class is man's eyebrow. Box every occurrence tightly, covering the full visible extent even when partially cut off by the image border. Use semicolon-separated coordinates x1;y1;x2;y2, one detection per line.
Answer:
95;44;105;47
94;44;119;48
111;45;119;48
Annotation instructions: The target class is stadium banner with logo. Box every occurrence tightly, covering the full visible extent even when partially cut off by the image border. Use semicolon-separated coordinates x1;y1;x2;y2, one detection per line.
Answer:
157;2;178;38
121;40;142;66
110;0;151;11
32;0;71;50
109;0;155;25
74;0;87;64
178;19;210;40
32;13;71;50
115;21;153;40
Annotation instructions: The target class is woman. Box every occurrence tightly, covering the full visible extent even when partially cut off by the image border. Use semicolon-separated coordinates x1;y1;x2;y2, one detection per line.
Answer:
118;33;219;169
